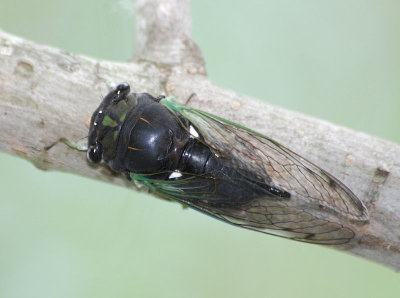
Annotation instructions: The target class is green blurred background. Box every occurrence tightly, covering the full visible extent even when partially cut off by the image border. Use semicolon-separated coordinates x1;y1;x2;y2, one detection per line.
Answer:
1;0;399;297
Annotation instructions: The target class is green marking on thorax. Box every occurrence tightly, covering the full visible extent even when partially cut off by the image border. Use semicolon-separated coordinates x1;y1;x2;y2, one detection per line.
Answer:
102;115;118;127
113;130;119;141
119;111;127;122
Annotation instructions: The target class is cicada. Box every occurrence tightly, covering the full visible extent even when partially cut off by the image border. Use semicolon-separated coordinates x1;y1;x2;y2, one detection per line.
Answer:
87;83;368;245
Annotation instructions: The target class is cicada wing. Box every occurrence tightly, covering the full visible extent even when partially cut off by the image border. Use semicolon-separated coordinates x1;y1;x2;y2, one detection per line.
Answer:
133;171;355;245
210;196;356;244
158;98;368;244
162;99;368;221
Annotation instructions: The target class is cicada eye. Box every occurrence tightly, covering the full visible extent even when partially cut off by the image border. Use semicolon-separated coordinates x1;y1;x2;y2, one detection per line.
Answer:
111;82;131;104
87;141;103;163
115;82;130;94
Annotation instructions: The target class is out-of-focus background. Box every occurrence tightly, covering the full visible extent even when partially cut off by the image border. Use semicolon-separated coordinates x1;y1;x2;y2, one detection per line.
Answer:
0;0;399;297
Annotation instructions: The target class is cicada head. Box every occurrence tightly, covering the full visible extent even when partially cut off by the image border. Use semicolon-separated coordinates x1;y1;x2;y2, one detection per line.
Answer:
87;83;138;164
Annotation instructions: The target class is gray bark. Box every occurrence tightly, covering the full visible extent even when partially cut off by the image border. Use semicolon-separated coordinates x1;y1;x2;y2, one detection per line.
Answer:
0;0;399;271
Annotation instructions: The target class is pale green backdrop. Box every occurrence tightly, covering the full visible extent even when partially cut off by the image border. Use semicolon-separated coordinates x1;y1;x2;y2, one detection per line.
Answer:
0;1;399;298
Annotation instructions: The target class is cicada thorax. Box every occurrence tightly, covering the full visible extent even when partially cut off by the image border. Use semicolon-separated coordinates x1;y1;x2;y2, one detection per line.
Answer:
87;84;177;168
110;95;193;177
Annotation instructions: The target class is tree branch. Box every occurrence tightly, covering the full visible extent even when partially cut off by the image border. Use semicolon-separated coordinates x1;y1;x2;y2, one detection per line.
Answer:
135;0;204;67
0;0;399;271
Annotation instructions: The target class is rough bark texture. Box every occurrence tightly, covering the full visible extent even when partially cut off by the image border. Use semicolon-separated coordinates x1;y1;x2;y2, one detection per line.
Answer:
0;0;399;271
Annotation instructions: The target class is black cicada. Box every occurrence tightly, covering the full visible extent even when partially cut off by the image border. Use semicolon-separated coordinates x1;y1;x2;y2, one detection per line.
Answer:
87;83;368;245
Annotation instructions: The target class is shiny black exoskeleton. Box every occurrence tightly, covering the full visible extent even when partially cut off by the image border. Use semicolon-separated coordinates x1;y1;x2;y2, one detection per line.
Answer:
87;83;209;178
88;83;289;202
87;83;368;245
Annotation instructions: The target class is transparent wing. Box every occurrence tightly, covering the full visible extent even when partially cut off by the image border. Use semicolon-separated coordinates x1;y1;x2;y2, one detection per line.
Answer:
152;98;369;244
